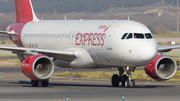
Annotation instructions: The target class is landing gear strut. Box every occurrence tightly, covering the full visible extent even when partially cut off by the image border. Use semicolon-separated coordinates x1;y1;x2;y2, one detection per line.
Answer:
111;67;135;88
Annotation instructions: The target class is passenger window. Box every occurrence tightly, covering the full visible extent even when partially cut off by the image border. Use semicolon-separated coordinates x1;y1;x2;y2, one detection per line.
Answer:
134;33;144;39
121;33;128;39
145;33;153;39
126;33;133;39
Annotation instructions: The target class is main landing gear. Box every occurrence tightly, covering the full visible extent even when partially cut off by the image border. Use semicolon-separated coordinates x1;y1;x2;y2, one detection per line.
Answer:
31;79;49;87
111;67;135;88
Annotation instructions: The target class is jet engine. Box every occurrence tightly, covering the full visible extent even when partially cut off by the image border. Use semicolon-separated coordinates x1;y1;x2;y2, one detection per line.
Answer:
144;55;177;81
21;55;54;81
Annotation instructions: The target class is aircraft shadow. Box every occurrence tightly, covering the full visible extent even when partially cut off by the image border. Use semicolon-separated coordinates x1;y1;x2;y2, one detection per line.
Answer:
10;81;176;89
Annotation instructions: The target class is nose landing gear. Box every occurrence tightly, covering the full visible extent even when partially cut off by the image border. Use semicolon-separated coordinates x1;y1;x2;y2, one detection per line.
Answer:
111;67;135;88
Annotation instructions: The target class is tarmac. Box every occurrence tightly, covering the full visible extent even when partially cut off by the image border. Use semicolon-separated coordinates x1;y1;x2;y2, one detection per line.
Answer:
0;67;180;101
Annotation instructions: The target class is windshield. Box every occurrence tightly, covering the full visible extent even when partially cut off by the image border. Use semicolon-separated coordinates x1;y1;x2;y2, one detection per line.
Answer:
126;33;133;39
121;33;153;40
134;33;144;39
145;33;153;39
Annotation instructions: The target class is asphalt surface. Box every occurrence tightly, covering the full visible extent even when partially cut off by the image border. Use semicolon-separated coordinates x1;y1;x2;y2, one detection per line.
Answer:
0;67;180;101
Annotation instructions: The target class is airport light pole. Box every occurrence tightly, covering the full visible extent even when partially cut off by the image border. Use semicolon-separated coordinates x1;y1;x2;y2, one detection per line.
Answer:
177;0;179;34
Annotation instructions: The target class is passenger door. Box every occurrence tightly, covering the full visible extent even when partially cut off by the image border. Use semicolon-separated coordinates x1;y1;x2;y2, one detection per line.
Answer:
107;26;119;50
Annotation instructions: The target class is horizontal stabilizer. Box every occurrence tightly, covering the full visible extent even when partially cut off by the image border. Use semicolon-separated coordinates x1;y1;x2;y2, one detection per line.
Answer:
0;30;17;35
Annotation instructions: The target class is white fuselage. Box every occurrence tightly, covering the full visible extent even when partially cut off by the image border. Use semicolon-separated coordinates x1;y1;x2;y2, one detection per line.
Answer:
20;20;157;69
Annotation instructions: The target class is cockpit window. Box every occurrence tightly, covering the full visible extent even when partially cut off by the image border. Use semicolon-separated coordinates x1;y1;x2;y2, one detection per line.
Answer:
134;33;144;39
121;33;128;39
126;33;133;39
145;33;153;39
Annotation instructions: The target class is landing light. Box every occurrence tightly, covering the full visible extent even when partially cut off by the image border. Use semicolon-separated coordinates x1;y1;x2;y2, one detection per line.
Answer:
126;66;130;71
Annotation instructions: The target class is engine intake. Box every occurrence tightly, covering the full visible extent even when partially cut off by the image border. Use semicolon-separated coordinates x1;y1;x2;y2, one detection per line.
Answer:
21;55;54;81
144;55;177;81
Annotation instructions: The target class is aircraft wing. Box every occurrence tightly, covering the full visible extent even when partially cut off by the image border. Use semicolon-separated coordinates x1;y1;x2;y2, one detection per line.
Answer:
158;45;180;52
34;49;75;61
0;45;75;61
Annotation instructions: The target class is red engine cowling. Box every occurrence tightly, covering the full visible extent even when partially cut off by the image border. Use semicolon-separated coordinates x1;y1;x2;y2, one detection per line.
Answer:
145;55;177;81
21;55;54;81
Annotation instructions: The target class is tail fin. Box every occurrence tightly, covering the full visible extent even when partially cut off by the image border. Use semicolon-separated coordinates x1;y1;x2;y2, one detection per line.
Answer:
15;0;38;23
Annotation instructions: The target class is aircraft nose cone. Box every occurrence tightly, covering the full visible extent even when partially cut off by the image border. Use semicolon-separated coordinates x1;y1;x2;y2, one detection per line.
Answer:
139;41;157;63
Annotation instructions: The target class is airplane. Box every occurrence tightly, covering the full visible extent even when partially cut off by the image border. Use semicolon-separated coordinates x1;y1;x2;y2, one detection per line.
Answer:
0;0;179;88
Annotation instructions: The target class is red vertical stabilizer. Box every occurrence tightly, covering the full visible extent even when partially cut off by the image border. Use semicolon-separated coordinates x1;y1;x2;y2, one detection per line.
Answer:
15;0;38;23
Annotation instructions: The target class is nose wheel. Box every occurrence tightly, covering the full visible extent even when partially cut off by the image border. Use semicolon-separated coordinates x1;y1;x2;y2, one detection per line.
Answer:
111;67;135;88
111;74;119;87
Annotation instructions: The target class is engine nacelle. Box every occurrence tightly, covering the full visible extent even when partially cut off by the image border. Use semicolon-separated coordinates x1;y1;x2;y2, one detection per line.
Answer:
21;55;54;81
144;55;177;81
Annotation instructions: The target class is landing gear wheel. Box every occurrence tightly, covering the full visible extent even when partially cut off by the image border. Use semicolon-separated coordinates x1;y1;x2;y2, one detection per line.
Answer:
121;75;128;87
31;80;39;87
125;79;129;88
130;80;135;88
41;79;49;87
111;74;119;87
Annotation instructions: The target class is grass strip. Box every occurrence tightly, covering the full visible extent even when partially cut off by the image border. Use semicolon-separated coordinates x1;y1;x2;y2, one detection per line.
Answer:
153;32;180;37
54;70;180;82
0;54;17;57
0;59;21;67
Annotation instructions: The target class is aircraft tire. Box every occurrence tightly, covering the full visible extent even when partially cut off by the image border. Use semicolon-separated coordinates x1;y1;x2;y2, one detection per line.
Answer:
130;80;135;88
121;75;128;87
125;79;129;88
41;79;49;87
111;74;119;87
31;80;39;87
